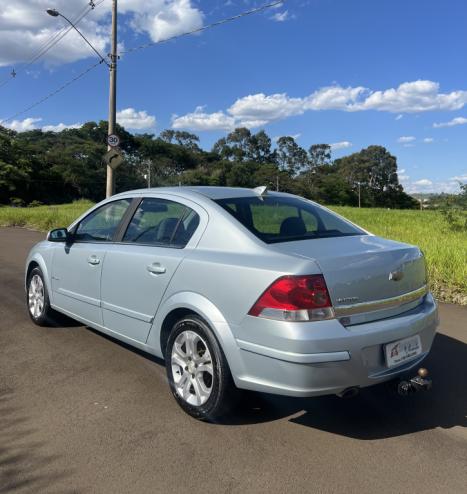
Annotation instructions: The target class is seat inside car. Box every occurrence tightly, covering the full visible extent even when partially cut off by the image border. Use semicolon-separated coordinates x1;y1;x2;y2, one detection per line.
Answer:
279;216;307;236
156;217;186;244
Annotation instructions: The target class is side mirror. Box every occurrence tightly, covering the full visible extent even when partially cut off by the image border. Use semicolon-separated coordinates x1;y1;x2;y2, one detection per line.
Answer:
47;228;69;242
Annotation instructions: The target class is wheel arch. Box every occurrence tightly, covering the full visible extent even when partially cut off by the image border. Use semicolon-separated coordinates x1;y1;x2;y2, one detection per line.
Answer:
147;292;244;377
25;254;52;297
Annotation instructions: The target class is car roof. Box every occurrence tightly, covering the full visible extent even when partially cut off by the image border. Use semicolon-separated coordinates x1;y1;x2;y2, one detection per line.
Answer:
114;186;282;201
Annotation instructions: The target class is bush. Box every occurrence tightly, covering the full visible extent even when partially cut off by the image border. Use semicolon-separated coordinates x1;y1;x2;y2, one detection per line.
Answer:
28;200;44;208
9;198;25;208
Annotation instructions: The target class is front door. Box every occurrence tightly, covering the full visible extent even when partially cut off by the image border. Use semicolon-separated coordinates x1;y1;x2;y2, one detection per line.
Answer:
100;197;201;342
51;198;132;325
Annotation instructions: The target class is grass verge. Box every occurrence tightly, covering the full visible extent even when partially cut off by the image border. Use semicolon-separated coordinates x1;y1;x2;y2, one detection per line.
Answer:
0;201;465;304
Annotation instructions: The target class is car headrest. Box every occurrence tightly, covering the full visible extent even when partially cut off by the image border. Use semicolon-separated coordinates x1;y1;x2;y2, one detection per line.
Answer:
279;216;306;236
156;217;185;243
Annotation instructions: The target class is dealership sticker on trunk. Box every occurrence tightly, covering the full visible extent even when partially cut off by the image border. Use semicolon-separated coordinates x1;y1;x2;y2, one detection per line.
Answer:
385;335;422;368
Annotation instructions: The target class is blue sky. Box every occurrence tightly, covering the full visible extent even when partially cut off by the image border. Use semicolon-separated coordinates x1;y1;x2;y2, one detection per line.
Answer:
0;0;466;193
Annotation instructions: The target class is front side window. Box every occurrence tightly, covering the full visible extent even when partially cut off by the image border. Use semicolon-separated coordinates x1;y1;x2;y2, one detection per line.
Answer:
215;195;366;244
123;198;199;248
74;199;131;242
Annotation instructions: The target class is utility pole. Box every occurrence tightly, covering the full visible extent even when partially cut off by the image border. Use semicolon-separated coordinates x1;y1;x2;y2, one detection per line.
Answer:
106;0;118;198
357;182;361;208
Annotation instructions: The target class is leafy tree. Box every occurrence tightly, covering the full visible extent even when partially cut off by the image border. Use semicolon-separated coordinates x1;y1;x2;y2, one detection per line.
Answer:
276;136;308;176
309;144;332;168
212;128;274;163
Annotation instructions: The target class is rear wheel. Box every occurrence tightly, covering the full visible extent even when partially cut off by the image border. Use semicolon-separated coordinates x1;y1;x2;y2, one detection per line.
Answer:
166;315;236;421
26;267;55;326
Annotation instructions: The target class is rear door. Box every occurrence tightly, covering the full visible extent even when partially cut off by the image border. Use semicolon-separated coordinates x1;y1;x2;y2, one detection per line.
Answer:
100;196;203;343
51;198;132;325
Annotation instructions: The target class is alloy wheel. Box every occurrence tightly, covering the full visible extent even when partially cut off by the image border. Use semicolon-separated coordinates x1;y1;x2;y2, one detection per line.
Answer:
171;330;214;406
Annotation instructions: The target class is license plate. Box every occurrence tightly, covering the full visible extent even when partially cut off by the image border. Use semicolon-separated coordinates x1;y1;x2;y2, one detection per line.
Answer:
385;335;422;368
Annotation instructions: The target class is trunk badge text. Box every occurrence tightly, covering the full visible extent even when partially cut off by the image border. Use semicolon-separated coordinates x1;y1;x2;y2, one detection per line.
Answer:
337;296;359;304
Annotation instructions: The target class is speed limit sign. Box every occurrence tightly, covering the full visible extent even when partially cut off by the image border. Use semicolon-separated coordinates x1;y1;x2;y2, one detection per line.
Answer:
107;134;120;147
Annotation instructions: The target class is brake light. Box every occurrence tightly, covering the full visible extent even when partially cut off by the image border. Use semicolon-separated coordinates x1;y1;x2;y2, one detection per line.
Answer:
248;275;334;322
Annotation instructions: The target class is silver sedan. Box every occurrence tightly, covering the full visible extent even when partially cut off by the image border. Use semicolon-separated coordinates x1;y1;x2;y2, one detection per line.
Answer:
25;186;438;420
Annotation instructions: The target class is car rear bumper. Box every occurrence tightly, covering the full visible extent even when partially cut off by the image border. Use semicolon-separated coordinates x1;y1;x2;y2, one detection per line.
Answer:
228;292;438;397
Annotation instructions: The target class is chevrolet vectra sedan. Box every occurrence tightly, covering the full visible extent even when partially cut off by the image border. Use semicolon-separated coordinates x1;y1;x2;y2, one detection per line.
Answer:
25;187;438;420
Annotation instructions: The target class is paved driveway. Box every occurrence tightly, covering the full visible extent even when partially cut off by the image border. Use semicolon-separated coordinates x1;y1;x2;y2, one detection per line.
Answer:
1;227;466;493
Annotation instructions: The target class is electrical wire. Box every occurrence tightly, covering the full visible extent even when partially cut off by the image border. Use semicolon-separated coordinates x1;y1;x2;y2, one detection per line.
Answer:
0;60;105;125
121;0;285;54
0;0;286;125
0;0;106;90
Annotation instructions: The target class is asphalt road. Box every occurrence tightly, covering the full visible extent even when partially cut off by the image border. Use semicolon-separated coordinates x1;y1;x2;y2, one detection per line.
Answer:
1;227;466;494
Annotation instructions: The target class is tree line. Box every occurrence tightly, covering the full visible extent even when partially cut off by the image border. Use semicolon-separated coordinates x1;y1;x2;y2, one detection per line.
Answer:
0;122;419;208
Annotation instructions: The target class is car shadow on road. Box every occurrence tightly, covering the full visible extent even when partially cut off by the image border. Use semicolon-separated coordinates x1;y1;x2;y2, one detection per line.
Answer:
222;333;467;439
82;324;466;440
0;388;77;493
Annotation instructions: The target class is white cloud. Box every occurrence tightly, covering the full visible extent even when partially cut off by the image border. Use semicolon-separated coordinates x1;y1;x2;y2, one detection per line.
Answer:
395;114;403;120
403;177;464;194
116;108;156;130
2;117;83;132
128;0;203;43
273;133;301;143
271;11;290;22
451;174;467;181
398;168;406;174
433;116;467;128
423;137;434;143
413;179;433;187
330;141;352;151
173;80;467;131
172;106;236;131
356;80;467;112
0;0;204;67
42;122;82;132
397;136;416;143
3;117;41;131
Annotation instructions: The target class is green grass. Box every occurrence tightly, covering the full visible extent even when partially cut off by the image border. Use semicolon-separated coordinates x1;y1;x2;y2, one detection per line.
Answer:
0;201;465;304
329;207;467;304
0;200;94;232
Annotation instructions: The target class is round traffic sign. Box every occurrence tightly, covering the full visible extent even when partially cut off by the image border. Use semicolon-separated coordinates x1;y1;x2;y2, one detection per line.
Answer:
107;134;120;147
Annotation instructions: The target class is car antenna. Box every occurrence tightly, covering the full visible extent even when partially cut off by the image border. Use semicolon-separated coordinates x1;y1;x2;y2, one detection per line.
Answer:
253;185;268;200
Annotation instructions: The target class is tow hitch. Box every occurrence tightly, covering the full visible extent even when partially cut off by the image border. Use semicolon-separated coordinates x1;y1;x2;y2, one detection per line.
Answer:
397;368;432;396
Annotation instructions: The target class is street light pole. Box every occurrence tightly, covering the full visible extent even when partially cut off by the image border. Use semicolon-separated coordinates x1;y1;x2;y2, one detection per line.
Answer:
47;3;118;198
106;0;118;198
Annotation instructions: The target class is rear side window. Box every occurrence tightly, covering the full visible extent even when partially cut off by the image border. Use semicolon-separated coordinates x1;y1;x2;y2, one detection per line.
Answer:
74;199;131;242
215;195;365;244
123;198;199;248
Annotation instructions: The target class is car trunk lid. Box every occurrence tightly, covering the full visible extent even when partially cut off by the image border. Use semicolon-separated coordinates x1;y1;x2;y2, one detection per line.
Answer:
271;235;427;325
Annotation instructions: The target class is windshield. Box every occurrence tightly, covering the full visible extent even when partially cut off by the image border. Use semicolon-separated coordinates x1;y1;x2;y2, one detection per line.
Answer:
215;195;366;244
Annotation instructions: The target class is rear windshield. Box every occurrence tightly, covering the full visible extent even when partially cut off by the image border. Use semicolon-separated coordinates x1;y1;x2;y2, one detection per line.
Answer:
215;195;366;244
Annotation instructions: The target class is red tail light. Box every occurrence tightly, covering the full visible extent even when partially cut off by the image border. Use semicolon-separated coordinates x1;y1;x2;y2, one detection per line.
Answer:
248;275;334;322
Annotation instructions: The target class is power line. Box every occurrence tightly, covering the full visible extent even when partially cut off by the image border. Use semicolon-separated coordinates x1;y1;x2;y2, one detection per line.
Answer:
0;0;106;90
121;0;285;55
0;0;285;126
0;60;105;125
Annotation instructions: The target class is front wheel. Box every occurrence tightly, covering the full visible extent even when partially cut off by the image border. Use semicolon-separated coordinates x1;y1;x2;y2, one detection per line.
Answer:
26;267;56;326
166;315;237;421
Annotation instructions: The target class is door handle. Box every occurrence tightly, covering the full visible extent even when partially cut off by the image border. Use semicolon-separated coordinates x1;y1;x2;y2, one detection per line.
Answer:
87;255;100;265
147;263;166;275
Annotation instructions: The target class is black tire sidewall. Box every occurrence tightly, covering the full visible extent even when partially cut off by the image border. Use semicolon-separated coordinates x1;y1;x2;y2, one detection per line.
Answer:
26;267;52;326
166;315;233;421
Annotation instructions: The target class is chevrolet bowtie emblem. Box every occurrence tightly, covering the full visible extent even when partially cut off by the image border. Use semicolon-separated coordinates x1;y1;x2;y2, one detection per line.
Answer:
389;270;404;281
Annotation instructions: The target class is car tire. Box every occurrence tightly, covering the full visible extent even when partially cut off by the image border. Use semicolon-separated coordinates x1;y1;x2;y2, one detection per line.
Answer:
26;267;56;326
166;314;237;421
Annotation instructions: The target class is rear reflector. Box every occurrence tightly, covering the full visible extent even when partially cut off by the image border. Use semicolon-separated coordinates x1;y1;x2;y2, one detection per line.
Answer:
248;274;335;322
